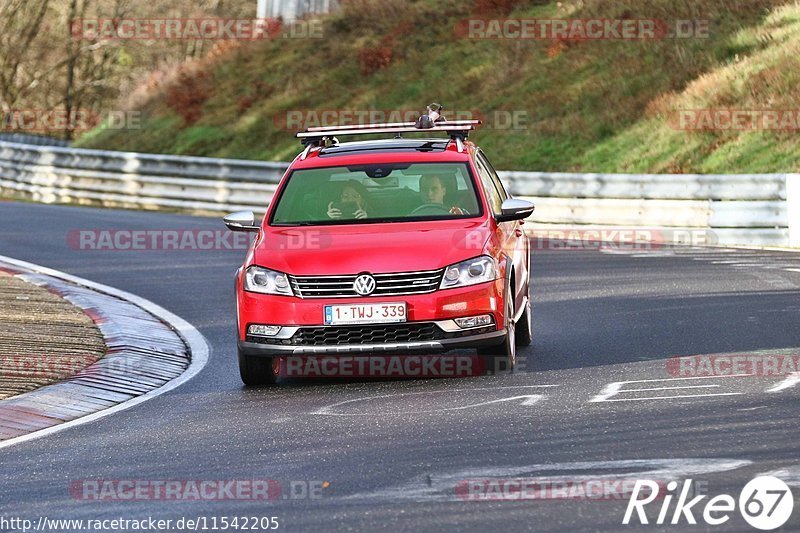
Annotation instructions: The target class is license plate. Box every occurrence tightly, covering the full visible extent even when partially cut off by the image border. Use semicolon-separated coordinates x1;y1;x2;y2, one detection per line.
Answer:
324;302;407;325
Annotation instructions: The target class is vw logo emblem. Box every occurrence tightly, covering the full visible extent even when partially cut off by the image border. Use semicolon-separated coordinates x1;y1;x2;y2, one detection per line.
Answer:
353;274;376;296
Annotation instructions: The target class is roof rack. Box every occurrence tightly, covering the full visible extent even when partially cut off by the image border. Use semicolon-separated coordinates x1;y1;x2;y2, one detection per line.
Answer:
295;106;481;159
298;120;479;139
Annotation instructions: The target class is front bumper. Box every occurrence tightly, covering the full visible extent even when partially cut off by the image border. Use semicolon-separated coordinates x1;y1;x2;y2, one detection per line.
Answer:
238;323;506;357
237;278;506;340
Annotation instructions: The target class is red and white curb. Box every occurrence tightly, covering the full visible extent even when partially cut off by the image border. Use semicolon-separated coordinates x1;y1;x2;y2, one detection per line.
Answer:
0;255;209;450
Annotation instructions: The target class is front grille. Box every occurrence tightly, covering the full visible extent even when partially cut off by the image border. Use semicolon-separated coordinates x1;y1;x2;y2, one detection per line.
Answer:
245;324;497;346
289;269;443;298
297;323;445;345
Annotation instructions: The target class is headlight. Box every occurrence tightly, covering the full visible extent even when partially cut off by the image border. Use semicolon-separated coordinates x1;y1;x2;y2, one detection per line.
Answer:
440;256;498;289
244;266;293;296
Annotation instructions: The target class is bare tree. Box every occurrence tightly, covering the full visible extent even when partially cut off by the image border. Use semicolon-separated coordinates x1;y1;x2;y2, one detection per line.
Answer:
0;0;51;112
1;0;258;137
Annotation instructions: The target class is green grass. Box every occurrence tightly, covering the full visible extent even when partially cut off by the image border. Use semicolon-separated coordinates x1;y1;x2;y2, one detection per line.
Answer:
77;0;800;172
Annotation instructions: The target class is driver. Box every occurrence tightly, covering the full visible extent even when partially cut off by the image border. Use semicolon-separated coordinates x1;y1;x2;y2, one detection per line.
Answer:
418;175;467;215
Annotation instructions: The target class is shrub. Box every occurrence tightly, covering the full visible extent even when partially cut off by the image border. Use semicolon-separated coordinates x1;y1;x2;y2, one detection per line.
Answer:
165;66;213;126
359;36;394;75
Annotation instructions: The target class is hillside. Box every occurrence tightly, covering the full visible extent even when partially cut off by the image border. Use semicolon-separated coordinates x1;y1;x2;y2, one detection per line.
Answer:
76;0;800;173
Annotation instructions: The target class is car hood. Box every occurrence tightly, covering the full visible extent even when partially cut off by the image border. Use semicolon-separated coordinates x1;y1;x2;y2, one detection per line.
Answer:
255;219;492;275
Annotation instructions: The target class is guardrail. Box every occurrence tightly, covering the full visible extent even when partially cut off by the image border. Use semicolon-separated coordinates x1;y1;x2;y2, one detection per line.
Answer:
0;141;286;214
0;133;71;147
0;140;796;247
507;171;795;247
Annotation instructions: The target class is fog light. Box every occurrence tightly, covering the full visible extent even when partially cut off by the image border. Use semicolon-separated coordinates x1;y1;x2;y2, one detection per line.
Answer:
454;315;494;329
248;324;282;336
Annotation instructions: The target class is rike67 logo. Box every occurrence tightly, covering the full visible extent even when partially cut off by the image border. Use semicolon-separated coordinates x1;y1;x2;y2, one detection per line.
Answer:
624;476;794;530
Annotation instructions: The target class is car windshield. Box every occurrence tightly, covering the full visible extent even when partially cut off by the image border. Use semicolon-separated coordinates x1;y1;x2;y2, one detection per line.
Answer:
270;162;482;226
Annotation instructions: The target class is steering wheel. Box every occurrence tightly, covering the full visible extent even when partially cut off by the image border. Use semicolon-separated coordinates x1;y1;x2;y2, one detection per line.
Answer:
410;203;452;216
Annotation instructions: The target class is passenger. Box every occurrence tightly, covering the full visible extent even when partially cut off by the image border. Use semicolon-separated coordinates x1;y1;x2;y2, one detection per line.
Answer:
327;180;369;219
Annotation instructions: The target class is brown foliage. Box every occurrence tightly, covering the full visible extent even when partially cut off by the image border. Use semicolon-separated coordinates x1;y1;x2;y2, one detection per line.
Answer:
359;37;394;76
165;66;213;125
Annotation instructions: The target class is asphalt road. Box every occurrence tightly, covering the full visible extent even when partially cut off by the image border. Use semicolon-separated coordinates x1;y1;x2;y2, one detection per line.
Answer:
1;201;799;532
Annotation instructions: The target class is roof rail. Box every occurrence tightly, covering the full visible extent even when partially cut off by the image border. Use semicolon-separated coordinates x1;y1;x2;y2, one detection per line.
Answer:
306;121;416;132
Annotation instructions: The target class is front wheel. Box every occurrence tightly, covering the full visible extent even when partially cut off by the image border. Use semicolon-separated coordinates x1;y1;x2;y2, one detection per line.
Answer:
515;289;532;347
477;289;516;374
238;348;279;386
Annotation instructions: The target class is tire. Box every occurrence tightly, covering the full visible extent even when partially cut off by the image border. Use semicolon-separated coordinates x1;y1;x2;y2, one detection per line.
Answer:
515;284;532;347
238;348;279;386
477;284;516;374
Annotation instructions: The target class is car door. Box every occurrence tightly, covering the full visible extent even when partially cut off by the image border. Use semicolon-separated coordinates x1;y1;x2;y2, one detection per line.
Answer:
475;150;530;312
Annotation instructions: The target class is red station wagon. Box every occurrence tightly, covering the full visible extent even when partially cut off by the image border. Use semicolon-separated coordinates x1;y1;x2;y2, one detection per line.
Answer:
225;108;534;385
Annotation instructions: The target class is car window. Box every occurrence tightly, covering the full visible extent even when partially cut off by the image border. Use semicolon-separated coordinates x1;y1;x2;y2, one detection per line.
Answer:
270;162;482;225
477;151;509;201
474;156;504;215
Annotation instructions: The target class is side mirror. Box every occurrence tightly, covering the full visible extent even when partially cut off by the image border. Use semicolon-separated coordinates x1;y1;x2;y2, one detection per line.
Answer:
223;211;260;232
496;199;535;223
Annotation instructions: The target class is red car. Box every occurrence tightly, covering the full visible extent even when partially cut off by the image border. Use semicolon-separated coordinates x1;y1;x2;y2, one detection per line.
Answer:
225;113;534;385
